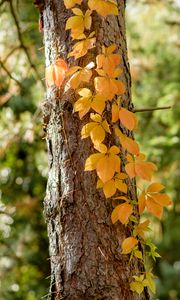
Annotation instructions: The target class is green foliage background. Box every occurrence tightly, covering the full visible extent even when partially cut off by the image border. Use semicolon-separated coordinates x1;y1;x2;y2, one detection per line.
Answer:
0;0;179;299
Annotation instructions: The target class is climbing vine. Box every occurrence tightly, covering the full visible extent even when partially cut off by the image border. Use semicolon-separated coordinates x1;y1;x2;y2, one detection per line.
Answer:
45;0;172;296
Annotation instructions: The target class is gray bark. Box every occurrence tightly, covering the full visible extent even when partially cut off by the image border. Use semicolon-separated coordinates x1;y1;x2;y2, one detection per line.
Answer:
41;0;149;299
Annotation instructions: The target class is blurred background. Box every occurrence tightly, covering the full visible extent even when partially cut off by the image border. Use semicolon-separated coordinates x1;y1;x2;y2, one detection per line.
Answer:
0;0;179;299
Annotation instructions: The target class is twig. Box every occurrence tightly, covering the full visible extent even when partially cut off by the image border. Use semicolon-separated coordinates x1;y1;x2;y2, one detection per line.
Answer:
133;106;171;113
9;0;45;88
2;46;20;63
0;59;22;87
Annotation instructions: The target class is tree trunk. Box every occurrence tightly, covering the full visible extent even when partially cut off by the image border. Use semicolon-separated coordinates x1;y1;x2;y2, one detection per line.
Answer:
42;0;149;299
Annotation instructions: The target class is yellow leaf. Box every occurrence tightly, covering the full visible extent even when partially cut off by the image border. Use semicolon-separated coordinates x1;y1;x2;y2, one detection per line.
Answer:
64;0;83;9
74;97;91;118
69;68;92;89
85;153;104;171
114;179;127;193
110;153;121;173
144;273;156;294
109;145;120;155
78;88;92;97
103;180;116;198
88;0;118;17
130;281;144;295
111;205;121;224
90;124;105;144
96;179;103;188
90;113;102;123
81;122;97;139
94;143;107;153
134;250;143;260
66;9;92;38
136;220;150;240
91;94;106;114
102;120;111;133
112;104;119;122
122;237;138;254
117;203;133;224
72;8;83;15
116;172;128;180
68;33;96;59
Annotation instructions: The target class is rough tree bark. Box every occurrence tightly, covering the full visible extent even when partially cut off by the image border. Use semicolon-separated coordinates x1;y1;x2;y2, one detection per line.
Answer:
41;0;150;299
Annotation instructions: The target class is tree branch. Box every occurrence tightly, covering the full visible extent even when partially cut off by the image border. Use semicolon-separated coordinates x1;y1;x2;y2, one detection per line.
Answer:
0;59;22;87
133;106;172;113
9;0;45;88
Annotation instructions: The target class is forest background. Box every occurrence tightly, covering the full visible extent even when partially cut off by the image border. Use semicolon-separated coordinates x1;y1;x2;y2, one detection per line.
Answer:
0;0;179;299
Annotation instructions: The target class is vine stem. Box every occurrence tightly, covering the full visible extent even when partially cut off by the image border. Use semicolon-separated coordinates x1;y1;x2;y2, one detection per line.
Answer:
133;106;171;113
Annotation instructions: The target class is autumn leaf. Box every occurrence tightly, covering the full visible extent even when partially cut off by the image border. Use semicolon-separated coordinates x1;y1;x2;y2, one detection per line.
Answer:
88;0;118;17
134;220;150;240
121;237;138;254
66;62;94;89
65;9;92;39
111;202;133;224
85;144;121;183
119;107;137;131
64;0;83;9
96;44;121;76
125;153;157;181
81;113;110;144
115;128;140;155
130;275;147;295
74;89;107;118
45;58;68;88
97;172;127;198
94;69;125;100
68;32;96;59
138;183;172;219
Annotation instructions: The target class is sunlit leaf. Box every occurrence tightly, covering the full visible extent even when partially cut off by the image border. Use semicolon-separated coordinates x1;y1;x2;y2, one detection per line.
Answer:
122;237;138;254
88;0;118;17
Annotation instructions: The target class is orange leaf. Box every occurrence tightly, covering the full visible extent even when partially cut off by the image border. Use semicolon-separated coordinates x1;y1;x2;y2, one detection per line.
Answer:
151;194;172;207
125;162;136;178
64;0;83;9
135;161;157;181
136;220;150;239
118;203;133;224
54;58;68;88
88;0;118;17
103;180;116;198
138;191;146;214
146;197;163;219
96;155;118;183
68;33;96;59
85;153;104;171
112;104;119;122
122;237;138;254
119;108;136;131
45;58;68;88
147;183;165;193
114;179;127;193
96;44;121;76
